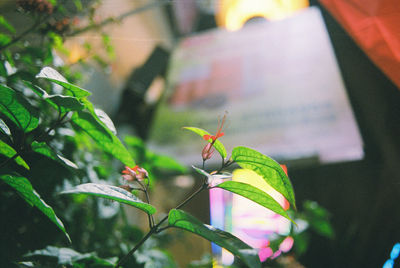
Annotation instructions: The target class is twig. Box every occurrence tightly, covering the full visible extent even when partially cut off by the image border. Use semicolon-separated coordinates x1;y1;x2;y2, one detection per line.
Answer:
68;0;172;37
0;12;51;52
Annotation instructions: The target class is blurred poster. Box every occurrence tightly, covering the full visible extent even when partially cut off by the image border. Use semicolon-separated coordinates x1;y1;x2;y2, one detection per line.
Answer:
150;7;363;166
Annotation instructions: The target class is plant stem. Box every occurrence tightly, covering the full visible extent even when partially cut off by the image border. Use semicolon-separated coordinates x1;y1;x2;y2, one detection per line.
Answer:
115;224;157;268
115;182;208;268
137;180;154;229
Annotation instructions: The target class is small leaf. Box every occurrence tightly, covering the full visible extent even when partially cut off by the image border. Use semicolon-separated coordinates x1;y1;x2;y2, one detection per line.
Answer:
24;81;84;113
191;165;210;177
216;181;294;223
0;33;11;46
192;166;231;185
31;141;78;169
0;140;29;169
0;84;39;132
0;16;15;33
168;209;261;268
0;118;11;136
183;127;227;159
0;174;70;242
61;183;156;215
36;67;91;98
232;146;296;210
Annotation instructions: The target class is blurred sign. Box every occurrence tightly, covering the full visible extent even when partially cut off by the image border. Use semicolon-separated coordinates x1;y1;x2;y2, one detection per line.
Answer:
150;7;363;166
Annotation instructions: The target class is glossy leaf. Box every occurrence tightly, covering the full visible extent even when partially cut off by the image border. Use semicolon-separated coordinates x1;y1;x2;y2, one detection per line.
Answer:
168;209;260;268
0;140;29;169
36;67;91;99
31;141;78;169
216;181;294;223
0;84;39;132
231;146;296;210
0;174;70;242
183;127;227;159
94;108;117;135
24;81;84;113
61;183;156;215
71;110;135;166
0;118;11;136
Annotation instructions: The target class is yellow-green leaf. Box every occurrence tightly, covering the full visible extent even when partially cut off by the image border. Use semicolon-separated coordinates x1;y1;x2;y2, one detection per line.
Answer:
0;140;29;169
231;146;296;210
183;127;227;159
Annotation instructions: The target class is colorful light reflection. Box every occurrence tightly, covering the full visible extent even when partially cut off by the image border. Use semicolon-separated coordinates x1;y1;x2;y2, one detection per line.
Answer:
209;168;293;265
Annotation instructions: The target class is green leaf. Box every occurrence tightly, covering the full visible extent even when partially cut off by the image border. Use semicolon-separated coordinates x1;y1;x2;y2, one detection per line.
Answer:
216;181;294;223
183;127;227;159
0;118;11;136
24;246;117;266
0;174;70;242
168;209;261;268
24;81;84;113
31;141;78;169
61;183;156;215
71;110;135;166
0;33;11;46
0;16;16;33
0;84;39;132
0;140;29;169
36;67;91;99
231;146;296;210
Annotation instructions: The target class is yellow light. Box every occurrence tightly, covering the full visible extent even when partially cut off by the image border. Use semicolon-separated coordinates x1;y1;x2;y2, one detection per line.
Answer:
68;42;86;64
216;0;309;31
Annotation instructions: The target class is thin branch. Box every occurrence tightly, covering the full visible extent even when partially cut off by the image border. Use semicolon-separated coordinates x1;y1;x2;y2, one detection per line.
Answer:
68;0;172;37
137;180;154;229
0;14;50;52
36;111;69;142
115;182;208;268
115;226;157;268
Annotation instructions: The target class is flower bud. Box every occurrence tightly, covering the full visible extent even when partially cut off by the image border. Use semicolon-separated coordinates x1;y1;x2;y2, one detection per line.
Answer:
136;167;149;181
202;143;215;161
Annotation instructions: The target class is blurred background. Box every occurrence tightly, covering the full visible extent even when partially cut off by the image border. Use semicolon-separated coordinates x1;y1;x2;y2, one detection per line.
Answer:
1;0;400;267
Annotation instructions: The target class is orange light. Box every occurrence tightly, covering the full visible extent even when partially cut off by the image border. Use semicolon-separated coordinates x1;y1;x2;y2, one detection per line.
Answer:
216;0;309;31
